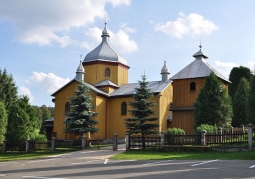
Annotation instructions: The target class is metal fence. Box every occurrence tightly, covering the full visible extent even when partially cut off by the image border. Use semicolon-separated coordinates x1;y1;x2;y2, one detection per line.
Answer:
165;133;201;145
206;131;248;146
129;135;161;149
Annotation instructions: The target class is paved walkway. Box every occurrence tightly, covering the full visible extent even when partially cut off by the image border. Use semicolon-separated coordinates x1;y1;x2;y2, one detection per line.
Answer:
48;144;126;160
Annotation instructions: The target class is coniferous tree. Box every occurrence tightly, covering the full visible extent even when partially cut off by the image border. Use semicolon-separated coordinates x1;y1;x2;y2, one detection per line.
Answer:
229;66;252;98
193;73;233;129
232;78;249;126
0;68;18;110
0;101;7;143
125;75;158;150
6;96;38;142
247;74;255;124
64;83;98;136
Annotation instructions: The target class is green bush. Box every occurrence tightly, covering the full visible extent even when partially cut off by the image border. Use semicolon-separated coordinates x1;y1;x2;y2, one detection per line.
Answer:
195;124;218;133
166;128;185;135
30;134;47;141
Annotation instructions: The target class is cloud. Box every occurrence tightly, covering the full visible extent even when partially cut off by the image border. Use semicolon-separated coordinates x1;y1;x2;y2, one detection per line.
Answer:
214;60;255;78
29;72;70;93
154;12;219;38
84;25;138;53
0;0;130;47
19;85;34;103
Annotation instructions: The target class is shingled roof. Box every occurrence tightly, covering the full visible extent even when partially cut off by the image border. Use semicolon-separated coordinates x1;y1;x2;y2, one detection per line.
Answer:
170;48;230;83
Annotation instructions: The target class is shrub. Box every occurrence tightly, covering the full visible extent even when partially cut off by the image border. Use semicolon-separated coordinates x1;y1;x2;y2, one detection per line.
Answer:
166;128;185;135
30;134;47;141
195;124;218;133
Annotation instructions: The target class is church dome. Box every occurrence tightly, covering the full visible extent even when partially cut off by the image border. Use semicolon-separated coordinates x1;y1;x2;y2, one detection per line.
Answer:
83;22;128;66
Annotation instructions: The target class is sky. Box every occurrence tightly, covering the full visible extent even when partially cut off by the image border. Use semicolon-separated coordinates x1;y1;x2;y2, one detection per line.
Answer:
1;0;255;107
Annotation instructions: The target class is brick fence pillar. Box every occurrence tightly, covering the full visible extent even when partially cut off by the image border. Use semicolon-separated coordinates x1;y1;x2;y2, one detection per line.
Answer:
248;124;253;151
51;137;55;152
126;132;130;150
161;131;165;147
81;135;87;150
200;130;207;146
25;139;30;153
113;133;118;151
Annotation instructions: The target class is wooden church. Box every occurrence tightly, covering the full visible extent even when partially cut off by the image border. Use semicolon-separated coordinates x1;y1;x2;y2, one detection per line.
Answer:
46;23;230;140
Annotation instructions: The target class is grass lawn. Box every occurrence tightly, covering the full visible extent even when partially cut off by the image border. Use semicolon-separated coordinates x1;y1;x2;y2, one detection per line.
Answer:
110;150;255;160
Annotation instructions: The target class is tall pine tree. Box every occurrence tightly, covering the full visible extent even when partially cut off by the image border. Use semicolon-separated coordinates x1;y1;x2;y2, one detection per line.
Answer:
232;78;249;126
64;83;98;136
6;96;38;142
0;101;7;143
247;74;255;124
229;66;252;98
0;68;18;110
193;73;233;129
125;75;158;150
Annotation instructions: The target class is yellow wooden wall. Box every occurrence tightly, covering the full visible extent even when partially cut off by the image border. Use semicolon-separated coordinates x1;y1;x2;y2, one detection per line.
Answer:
172;78;205;108
83;63;128;86
53;81;78;139
170;77;229;133
159;84;173;133
168;111;194;133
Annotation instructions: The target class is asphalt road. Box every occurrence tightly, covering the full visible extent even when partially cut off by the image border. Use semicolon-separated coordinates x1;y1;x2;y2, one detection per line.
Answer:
0;145;255;179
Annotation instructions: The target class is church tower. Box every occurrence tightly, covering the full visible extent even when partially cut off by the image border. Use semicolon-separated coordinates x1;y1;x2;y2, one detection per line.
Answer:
82;22;129;87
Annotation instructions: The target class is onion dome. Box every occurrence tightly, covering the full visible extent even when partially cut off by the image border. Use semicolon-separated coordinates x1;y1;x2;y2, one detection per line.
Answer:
161;61;170;82
83;22;128;66
75;61;85;81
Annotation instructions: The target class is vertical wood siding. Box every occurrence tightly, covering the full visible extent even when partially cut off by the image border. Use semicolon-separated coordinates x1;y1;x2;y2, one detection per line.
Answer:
83;63;128;86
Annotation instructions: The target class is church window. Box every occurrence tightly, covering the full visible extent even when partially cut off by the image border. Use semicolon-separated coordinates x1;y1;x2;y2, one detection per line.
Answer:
190;82;196;91
121;102;127;115
105;68;110;77
65;102;70;114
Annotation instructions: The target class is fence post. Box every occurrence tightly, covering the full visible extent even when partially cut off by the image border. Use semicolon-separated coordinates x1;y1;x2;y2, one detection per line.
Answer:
248;124;253;151
25;139;30;153
218;127;222;143
231;127;233;134
161;131;165;147
113;133;118;151
126;132;130;150
81;135;87;150
3;140;7;152
242;125;245;133
51;137;55;152
200;130;207;146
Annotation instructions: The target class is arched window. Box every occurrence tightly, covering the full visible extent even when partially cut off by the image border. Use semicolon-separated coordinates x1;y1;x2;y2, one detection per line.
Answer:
105;68;110;77
65;102;70;114
190;82;196;91
121;102;127;116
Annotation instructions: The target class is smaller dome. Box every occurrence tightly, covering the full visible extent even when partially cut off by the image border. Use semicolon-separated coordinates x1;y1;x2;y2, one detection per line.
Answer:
161;61;170;74
76;61;85;73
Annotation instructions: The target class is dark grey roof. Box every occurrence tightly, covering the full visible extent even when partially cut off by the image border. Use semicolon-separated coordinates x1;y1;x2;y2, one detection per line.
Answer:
110;79;172;97
83;23;128;66
51;79;109;97
171;49;230;83
96;80;118;87
44;117;54;122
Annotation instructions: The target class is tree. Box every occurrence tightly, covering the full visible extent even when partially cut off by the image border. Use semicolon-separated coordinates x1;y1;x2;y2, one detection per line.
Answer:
232;78;249;127
247;75;255;124
193;73;233;129
6;96;38;142
0;68;18;110
229;66;252;98
0;101;8;143
40;105;51;134
125;75;158;150
64;83;98;136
